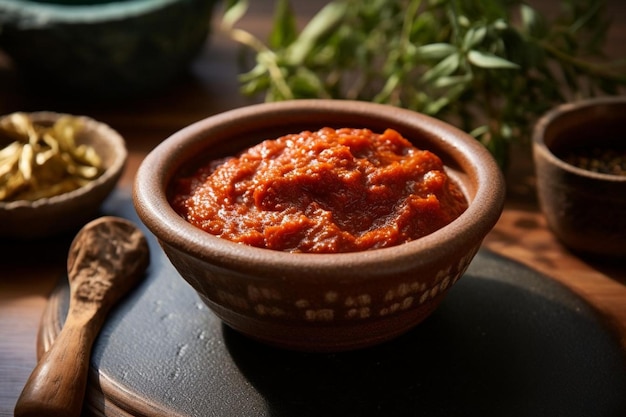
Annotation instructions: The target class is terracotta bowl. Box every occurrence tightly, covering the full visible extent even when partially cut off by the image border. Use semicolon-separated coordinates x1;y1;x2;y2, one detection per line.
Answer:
0;112;127;239
133;100;505;352
533;96;626;259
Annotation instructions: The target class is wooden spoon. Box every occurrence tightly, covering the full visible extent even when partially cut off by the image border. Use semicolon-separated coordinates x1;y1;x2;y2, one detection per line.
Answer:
14;216;150;417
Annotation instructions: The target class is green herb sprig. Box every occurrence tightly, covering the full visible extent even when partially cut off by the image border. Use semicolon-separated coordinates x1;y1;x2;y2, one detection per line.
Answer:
221;0;626;168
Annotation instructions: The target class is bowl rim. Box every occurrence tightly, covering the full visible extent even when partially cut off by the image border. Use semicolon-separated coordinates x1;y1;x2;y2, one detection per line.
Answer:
133;99;505;279
0;0;189;22
0;111;127;210
532;95;626;183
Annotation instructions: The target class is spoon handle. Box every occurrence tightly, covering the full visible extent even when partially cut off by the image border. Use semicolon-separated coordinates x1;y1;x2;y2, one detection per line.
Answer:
14;314;104;417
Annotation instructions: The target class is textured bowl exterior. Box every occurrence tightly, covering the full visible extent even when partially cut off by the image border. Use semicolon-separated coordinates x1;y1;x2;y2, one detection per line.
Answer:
533;97;626;259
0;112;127;239
134;100;505;351
0;0;216;98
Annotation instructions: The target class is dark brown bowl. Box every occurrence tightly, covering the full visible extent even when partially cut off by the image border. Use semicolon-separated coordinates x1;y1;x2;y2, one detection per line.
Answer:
133;100;505;352
533;96;626;259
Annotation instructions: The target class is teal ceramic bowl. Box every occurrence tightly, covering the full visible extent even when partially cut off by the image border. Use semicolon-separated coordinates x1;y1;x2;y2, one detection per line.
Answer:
0;0;217;98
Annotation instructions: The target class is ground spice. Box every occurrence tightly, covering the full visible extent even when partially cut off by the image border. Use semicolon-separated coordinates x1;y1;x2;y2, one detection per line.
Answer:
559;145;626;176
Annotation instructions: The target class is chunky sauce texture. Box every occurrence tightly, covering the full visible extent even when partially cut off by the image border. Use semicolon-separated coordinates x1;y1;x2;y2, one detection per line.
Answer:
170;127;468;253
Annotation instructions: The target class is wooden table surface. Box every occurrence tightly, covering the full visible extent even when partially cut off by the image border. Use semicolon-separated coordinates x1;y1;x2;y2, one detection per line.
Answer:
1;1;625;416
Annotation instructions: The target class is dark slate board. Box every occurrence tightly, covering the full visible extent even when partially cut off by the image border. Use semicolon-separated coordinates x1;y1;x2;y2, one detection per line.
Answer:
44;189;626;417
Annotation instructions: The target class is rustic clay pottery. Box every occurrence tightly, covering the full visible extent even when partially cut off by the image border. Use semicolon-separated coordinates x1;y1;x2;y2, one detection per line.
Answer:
0;112;127;239
533;96;626;259
133;99;505;352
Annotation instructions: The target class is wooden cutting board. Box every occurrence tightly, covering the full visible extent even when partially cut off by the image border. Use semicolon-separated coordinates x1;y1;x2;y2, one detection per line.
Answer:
38;189;626;416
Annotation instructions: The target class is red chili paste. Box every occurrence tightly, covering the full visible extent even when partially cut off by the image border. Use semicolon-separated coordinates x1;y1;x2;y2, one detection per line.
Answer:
170;127;468;253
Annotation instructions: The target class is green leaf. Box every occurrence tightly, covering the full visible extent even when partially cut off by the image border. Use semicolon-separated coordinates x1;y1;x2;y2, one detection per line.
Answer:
290;67;329;98
424;96;450;115
463;26;487;50
432;74;472;88
569;0;602;34
420;53;460;84
285;2;349;65
373;72;401;103
269;0;298;49
520;5;547;38
469;125;489;138
413;43;457;61
237;62;268;83
468;50;519;69
222;0;249;29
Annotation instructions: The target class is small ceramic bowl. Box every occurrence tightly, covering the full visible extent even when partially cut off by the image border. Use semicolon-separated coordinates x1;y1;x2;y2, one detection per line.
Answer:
533;96;626;260
133;100;505;352
0;112;127;239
